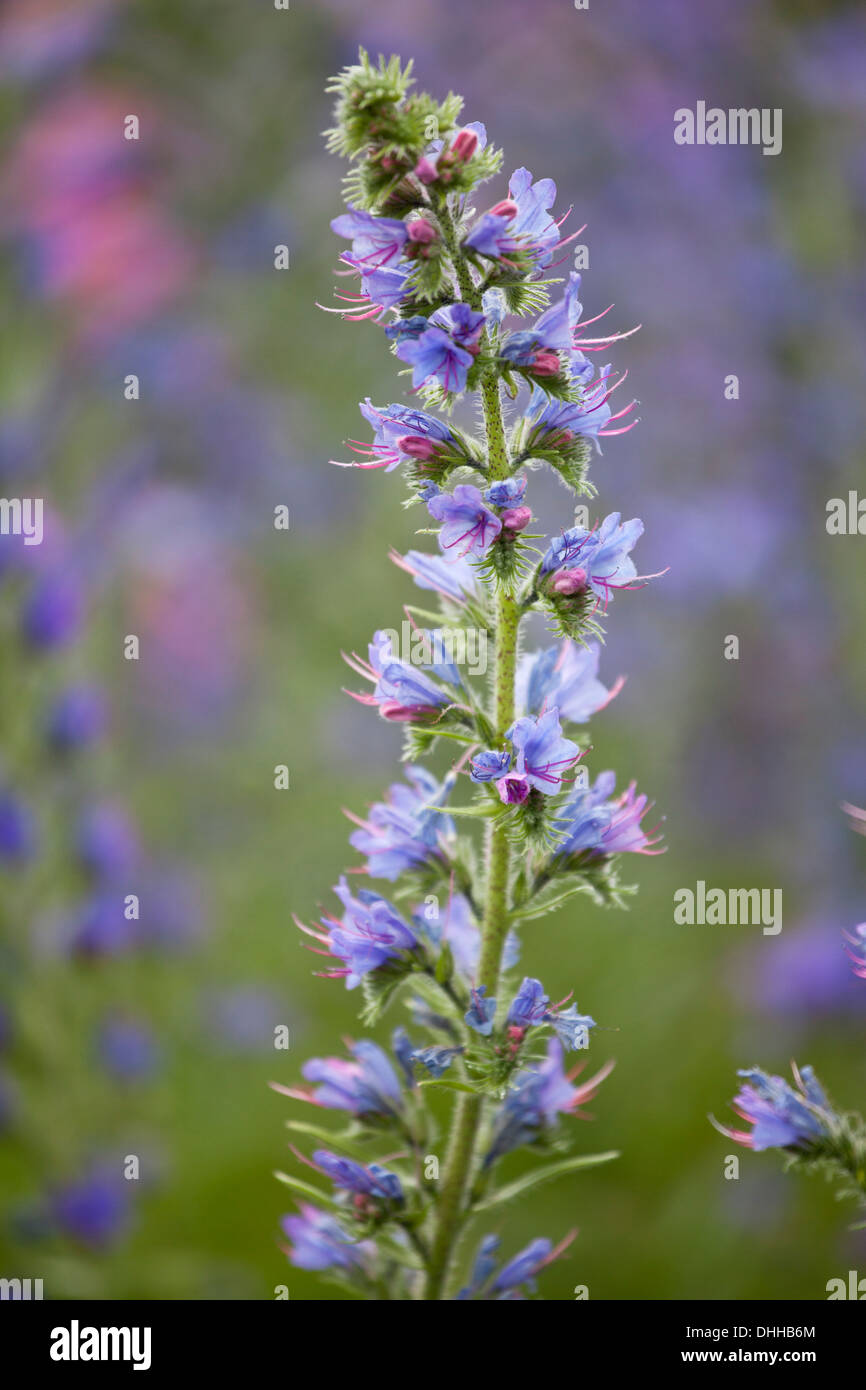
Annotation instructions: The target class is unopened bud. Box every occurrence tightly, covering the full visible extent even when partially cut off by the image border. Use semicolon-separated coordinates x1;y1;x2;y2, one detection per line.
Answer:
398;435;438;461
407;218;438;245
551;568;588;596
501;505;532;533
531;350;561;377
414;157;439;185
450;129;479;162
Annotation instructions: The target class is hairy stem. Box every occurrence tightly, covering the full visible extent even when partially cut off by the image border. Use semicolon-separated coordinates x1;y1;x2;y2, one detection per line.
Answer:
423;345;516;1300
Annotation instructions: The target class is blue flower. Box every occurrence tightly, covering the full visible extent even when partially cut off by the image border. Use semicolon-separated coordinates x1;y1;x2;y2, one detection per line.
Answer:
391;1027;418;1089
0;791;37;864
541;512;647;607
391;309;481;393
717;1065;831;1153
427;484;502;558
413;891;520;982
345;630;451;722
484;476;527;508
392;548;480;603
313;1150;404;1202
458;1230;575;1300
556;771;662;858
464;986;496;1036
21;571;84;649
507;977;595;1050
331;206;410;268
282;1204;371;1272
51;1165;132;1249
354;398;457;472
465;168;561;271
47;685;108;751
516;641;622;723
486;1038;614;1164
348;764;455;881
286;1038;405;1117
410;1044;464;1078
305;878;418;990
470;748;511;784
97;1017;159;1082
504;707;581;794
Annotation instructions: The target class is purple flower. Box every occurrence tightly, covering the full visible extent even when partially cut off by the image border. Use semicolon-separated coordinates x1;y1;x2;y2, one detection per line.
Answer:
348;764;455;881
282;1203;370;1272
427;484;502;558
345;630;450;723
348;399;458;472
413;891;520;981
528;271;584;350
457;1230;576;1300
76;801;140;878
715;1065;831;1152
331;207;409;268
504;708;581;794
486;1038;614;1165
392;312;477;393
0;791;37;863
844;923;866;980
47;685;108;751
303;877;418;990
280;1039;405;1117
343;259;413;313
410;1044;463;1078
97;1017;158;1082
429;303;485;351
465;168;561;271
484;476;527;508
391;548;479;603
312;1150;404;1203
507;979;595;1051
51;1165;132;1249
556;771;662;858
541;512;648;608
21;571;84;648
528;362;634;446
68;892;136;957
516;641;623;723
470;749;511;784
464;986;496;1036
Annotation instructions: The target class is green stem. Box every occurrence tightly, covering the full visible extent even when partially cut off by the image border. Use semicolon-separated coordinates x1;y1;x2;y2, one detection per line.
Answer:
423;338;517;1300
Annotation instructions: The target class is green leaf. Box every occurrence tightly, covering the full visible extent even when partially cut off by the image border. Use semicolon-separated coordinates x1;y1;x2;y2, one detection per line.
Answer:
472;1151;620;1213
285;1121;373;1160
418;1077;479;1094
273;1170;338;1207
435;940;454;986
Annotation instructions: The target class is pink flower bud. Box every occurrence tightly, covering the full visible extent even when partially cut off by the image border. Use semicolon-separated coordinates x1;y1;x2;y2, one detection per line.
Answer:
530;350;562;377
450;129;479;162
397;435;438;461
489;198;518;219
551;568;588;596
497;772;530;805
414;157;439;185
407;218;438;245
501;505;532;533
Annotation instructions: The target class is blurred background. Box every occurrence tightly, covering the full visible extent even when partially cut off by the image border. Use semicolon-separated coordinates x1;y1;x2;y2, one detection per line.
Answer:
0;0;864;1300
